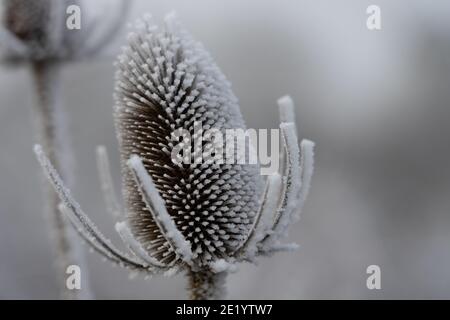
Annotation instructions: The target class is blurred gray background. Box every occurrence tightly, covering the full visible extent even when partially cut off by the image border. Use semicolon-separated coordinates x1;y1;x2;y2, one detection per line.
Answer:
1;0;450;299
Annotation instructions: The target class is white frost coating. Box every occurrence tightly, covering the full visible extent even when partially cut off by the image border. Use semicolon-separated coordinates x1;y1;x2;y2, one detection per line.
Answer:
96;145;122;218
279;122;302;220
34;144;146;270
275;123;301;223
260;123;301;250
114;13;263;268
115;221;168;269
210;259;237;273
277;95;295;175
277;95;296;127
58;203;131;266
296;139;315;217
127;155;193;264
238;173;282;259
263;242;300;254
246;173;282;259
163;266;181;277
219;95;314;260
31;10;315;297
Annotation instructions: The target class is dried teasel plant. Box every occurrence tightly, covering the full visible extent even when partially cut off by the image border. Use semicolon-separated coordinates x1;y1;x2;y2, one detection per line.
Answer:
34;13;315;300
0;0;130;62
1;0;131;299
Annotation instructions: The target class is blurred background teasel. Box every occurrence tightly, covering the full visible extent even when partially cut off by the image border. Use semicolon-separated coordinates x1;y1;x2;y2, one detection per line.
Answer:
1;0;450;299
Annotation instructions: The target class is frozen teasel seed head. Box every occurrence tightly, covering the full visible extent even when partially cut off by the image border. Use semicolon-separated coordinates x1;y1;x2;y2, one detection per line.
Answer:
33;12;315;299
114;13;264;269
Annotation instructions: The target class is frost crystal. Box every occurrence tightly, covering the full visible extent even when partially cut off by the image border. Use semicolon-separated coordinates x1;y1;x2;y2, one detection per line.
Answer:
34;13;315;300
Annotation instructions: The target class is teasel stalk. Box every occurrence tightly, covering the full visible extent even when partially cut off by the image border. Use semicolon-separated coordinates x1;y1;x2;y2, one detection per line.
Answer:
34;13;315;299
32;60;86;300
1;0;131;299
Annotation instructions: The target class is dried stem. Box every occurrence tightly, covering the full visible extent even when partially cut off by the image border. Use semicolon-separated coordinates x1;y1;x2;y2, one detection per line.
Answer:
31;60;92;299
187;269;227;300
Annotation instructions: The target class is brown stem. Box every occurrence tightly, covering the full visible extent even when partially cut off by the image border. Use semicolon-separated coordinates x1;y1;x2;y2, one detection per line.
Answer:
187;269;227;300
31;60;92;299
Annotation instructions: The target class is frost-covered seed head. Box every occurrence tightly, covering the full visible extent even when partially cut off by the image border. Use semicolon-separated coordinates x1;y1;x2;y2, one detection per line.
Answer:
1;0;129;62
114;14;264;268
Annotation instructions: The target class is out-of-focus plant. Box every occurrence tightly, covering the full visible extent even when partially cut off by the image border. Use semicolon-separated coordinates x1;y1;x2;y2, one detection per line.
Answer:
0;0;131;299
